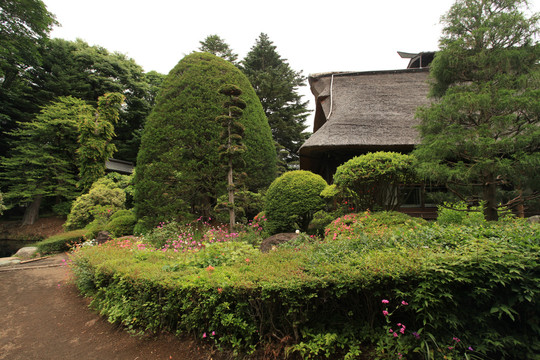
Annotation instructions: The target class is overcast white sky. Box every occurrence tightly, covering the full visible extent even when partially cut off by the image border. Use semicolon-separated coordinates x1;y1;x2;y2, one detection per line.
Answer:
43;0;539;114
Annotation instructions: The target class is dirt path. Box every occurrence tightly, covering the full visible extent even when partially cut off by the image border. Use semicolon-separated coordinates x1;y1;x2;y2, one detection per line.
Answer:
0;254;230;360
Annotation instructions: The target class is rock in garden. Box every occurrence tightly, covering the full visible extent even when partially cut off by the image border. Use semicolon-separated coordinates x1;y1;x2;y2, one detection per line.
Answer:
527;215;540;224
260;233;299;253
95;231;112;244
14;246;38;260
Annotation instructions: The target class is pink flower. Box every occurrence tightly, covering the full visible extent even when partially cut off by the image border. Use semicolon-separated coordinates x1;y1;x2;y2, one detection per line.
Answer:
211;331;215;336
202;332;207;338
389;329;393;333
382;299;389;304
453;337;460;342
401;301;409;306
393;333;398;337
382;310;389;316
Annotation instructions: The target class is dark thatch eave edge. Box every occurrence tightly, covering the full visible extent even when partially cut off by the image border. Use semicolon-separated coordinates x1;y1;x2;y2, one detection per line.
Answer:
309;67;430;81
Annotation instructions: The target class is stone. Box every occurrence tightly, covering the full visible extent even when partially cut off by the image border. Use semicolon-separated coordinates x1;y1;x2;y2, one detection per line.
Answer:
0;257;22;267
527;215;540;224
95;231;112;244
260;233;299;253
14;246;38;260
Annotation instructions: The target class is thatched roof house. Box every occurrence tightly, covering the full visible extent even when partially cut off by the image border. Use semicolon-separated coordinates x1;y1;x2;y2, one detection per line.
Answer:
299;52;434;182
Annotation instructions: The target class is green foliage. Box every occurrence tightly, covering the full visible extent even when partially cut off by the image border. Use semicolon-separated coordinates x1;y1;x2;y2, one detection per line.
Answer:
30;38;164;162
77;92;125;192
134;52;276;231
199;34;238;64
35;229;87;254
437;201;486;226
413;0;540;220
333;152;417;212
105;211;136;237
241;33;310;165
0;96;93;217
64;176;127;231
264;170;328;234
69;217;540;358
0;0;57;157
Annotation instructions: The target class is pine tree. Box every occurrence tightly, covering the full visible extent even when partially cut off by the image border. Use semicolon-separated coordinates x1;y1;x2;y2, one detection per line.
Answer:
241;33;310;165
216;84;247;231
413;0;540;220
199;34;238;64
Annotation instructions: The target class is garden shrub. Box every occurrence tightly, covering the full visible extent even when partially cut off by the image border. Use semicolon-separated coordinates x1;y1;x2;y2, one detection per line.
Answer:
333;152;416;211
64;175;129;230
134;52;276;232
105;212;136;237
35;229;87;254
69;218;540;359
264;170;328;234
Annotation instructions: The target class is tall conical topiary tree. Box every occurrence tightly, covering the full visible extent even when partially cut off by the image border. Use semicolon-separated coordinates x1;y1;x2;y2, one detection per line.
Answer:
134;53;276;231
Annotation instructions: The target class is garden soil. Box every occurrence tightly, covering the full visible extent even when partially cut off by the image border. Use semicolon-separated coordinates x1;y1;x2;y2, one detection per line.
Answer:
0;254;235;360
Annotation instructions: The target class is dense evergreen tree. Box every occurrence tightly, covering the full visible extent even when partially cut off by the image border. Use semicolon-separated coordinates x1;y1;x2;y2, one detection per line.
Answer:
199;34;238;64
135;53;276;231
241;33;310;165
413;0;539;220
0;0;57;157
0;97;93;224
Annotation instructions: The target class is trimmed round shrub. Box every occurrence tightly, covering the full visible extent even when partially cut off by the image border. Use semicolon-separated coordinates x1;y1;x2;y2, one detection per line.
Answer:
135;52;276;231
333;151;416;211
264;170;328;234
105;213;137;237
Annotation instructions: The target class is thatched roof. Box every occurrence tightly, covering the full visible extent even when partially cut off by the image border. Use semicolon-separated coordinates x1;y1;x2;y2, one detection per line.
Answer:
300;68;432;161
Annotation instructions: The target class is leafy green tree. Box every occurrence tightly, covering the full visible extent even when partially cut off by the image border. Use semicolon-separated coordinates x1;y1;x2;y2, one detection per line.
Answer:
333;152;417;211
135;53;276;231
0;96;93;224
216;84;247;231
77;92;125;192
199;34;238;64
29;38;162;162
0;0;57;157
413;0;539;220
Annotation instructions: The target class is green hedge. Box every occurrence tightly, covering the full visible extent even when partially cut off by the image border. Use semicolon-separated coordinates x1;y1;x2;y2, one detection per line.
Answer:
69;216;540;359
35;229;88;254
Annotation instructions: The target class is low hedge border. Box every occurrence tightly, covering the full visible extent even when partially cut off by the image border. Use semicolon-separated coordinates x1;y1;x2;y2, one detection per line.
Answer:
69;219;540;359
34;229;88;254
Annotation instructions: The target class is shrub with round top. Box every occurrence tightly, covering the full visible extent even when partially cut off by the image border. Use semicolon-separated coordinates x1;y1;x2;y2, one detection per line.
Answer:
264;170;328;235
134;52;276;232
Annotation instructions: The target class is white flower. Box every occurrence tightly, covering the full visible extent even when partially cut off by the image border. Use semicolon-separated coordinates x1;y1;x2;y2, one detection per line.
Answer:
295;229;300;234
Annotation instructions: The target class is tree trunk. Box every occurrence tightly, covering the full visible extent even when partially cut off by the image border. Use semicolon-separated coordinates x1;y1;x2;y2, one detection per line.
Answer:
516;188;525;218
228;160;235;233
21;194;42;226
483;174;498;221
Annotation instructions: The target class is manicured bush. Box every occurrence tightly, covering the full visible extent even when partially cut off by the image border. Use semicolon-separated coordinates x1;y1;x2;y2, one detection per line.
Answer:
69;218;540;359
35;229;87;254
134;52;276;232
264;170;328;234
333;152;416;211
105;212;136;237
